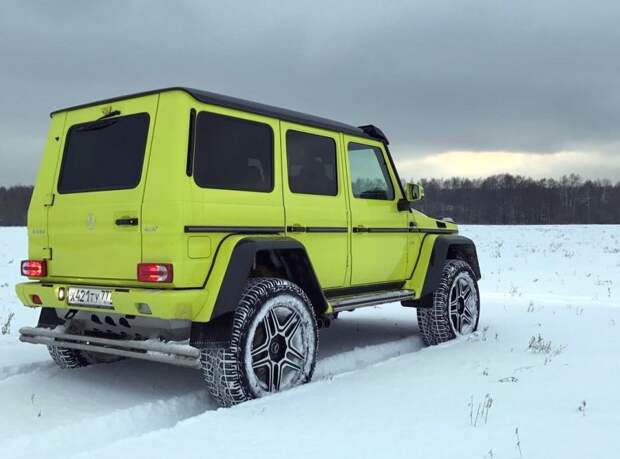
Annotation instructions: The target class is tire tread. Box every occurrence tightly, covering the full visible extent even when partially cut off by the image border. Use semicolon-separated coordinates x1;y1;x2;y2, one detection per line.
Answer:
417;259;479;346
201;277;317;407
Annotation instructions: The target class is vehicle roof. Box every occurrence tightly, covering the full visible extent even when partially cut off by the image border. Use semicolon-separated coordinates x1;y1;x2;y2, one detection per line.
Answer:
50;87;389;144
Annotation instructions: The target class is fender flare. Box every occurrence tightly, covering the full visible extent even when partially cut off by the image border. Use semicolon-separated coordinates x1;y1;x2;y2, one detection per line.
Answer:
420;235;481;297
209;237;327;321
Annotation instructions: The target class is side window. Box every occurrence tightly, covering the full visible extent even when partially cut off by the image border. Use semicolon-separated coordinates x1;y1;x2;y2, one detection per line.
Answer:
347;142;395;200
286;130;338;196
193;111;273;192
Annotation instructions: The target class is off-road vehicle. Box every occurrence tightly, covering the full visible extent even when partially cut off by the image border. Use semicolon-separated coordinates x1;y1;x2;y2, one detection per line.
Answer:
17;88;481;407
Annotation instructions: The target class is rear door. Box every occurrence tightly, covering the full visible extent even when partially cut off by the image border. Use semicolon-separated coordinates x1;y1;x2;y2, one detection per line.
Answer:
281;123;349;289
47;95;159;281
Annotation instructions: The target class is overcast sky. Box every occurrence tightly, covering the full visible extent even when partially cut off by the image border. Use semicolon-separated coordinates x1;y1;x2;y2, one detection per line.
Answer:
2;0;620;185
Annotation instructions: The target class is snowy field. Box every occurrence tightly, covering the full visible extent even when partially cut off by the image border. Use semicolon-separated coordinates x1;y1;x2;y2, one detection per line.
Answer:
1;225;619;458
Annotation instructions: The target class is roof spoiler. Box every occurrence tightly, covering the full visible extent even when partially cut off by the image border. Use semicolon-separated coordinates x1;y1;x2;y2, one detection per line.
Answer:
358;125;389;145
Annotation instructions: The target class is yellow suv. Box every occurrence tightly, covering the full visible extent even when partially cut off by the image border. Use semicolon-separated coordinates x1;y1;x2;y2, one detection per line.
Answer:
16;88;481;406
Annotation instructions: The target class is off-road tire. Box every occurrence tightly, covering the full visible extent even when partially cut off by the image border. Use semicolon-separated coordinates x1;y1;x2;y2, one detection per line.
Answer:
417;259;480;345
201;277;318;407
47;346;90;369
47;345;121;368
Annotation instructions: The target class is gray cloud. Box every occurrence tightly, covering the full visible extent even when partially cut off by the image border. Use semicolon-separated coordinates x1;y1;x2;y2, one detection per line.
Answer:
2;0;620;185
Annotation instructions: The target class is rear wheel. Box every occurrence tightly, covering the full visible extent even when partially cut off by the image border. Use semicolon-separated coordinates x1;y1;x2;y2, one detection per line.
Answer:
48;345;121;369
417;259;480;345
201;277;318;407
47;346;90;369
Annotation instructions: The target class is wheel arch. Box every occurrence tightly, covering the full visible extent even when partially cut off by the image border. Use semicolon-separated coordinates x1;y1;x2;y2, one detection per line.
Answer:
204;237;327;322
420;235;481;298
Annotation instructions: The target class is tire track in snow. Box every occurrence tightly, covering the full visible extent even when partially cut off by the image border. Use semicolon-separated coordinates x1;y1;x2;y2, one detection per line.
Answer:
314;335;422;379
3;321;423;458
0;360;54;383
68;335;425;459
2;391;213;459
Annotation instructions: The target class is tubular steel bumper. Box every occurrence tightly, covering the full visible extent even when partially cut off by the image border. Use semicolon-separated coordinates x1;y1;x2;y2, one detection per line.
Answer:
19;327;201;369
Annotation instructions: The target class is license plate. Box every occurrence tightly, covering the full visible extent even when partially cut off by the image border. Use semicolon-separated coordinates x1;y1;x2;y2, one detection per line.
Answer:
67;287;113;309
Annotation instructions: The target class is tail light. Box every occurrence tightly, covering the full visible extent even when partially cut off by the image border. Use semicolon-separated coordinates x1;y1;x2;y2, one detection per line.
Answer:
21;260;47;277
138;263;173;283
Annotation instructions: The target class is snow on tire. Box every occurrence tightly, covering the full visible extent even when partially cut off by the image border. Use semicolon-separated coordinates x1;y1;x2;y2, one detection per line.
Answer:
201;277;318;407
47;346;90;369
48;344;122;368
417;259;480;346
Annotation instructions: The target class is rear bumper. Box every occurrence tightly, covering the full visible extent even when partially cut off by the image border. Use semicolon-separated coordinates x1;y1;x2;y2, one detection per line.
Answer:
15;282;208;321
19;326;201;368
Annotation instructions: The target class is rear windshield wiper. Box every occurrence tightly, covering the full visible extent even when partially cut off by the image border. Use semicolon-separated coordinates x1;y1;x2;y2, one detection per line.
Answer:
76;119;118;132
98;110;121;120
76;111;123;132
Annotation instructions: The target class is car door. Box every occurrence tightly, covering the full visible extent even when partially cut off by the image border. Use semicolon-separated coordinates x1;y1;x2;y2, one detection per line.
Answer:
344;137;409;285
281;123;349;289
47;95;159;281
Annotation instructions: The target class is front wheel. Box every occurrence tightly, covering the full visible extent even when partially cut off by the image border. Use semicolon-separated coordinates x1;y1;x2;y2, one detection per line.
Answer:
201;278;318;407
417;259;480;345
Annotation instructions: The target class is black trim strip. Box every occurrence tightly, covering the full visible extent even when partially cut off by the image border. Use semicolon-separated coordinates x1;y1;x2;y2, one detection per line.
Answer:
366;227;410;233
185;226;284;234
184;225;454;235
287;226;349;233
306;227;348;233
286;226;306;233
414;228;457;234
352;227;457;234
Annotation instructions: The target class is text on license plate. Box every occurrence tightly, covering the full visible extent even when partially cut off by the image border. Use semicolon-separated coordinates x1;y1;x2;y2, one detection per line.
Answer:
67;287;113;308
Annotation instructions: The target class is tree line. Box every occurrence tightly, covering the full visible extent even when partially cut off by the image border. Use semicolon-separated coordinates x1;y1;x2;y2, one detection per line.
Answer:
1;174;619;225
412;174;620;224
0;186;33;226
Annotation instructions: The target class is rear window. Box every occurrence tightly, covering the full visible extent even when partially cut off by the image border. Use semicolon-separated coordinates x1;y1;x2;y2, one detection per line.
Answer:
193;111;274;192
57;113;150;194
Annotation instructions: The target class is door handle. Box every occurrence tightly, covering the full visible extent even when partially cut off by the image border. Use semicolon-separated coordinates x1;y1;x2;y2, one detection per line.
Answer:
353;225;369;233
287;224;306;233
115;217;139;226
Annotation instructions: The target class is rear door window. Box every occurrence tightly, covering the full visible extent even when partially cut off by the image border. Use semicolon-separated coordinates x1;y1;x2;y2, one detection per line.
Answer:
286;130;338;196
193;111;274;192
58;113;150;194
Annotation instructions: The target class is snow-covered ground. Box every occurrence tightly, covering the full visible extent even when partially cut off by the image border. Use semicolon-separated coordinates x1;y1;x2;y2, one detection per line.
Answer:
1;225;619;458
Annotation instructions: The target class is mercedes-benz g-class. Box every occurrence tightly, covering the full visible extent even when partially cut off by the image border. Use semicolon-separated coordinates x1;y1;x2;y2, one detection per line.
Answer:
17;88;481;407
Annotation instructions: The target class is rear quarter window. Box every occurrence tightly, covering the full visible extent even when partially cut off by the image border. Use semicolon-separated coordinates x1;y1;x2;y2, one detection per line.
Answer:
57;113;150;194
193;111;274;193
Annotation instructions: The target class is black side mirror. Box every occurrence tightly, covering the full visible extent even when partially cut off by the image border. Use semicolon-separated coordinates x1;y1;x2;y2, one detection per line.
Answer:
397;198;413;211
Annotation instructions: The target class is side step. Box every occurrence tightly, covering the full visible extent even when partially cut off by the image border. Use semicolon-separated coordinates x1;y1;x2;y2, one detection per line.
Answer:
329;289;414;313
19;327;201;369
